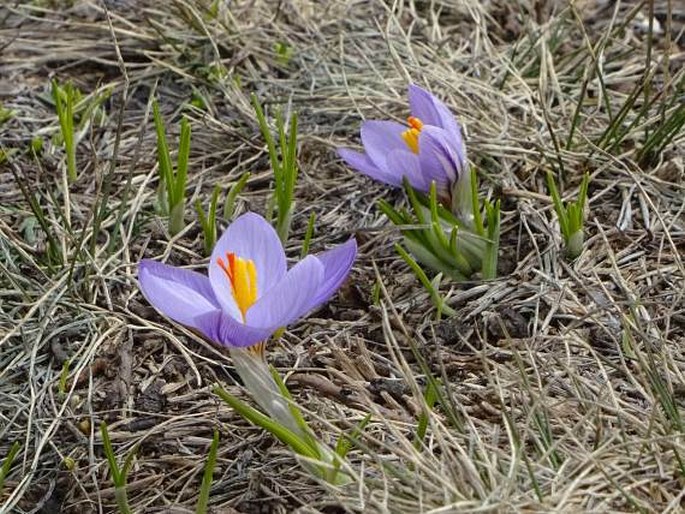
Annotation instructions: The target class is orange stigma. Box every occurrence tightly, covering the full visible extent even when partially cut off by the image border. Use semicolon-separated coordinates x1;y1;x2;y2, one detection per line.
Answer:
216;252;258;321
401;116;424;154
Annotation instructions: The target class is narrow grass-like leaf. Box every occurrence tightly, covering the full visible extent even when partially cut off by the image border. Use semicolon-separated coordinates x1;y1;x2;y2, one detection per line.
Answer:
394;244;455;318
213;386;321;461
502;408;544;501
429;182;453;254
377;199;407;226
269;367;321;457
251;94;299;242
300;212;316;257
174;117;192;207
223;171;250;220
152;100;173;215
331;413;371;481
638;101;685;165
58;359;70;396
152;101;190;235
403;177;428;226
0;441;21;498
547;172;589;259
0;103;14;125
195;185;221;256
251;94;281;178
481;200;500;280
546;171;569;236
9;164;62;267
100;422;133;514
196;430;220;514
52;79;77;182
470;168;484;236
414;380;439;449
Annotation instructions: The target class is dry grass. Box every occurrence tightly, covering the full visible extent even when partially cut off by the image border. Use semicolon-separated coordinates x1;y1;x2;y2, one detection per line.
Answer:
1;0;684;512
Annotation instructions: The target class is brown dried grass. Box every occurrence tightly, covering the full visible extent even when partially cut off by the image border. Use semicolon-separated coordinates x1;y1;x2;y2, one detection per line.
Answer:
1;0;684;512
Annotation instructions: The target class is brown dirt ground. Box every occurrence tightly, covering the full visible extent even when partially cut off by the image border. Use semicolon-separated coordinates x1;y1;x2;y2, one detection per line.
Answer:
1;0;684;512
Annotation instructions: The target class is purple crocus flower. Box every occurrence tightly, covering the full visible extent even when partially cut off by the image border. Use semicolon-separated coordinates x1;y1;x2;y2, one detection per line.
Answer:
138;212;357;350
338;84;468;202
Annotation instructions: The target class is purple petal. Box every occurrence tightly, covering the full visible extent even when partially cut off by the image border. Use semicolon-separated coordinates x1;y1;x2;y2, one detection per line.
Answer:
386;150;428;192
208;212;287;319
138;260;220;329
338;148;399;187
408;84;443;126
193;310;273;348
418;126;462;187
408;84;467;166
308;238;357;309
360;120;408;171
245;255;324;329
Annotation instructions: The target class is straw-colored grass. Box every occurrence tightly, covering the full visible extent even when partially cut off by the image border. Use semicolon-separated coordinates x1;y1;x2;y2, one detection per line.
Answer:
1;0;683;512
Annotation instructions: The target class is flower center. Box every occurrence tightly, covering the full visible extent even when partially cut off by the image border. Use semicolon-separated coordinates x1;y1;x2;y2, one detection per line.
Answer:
217;252;257;321
401;116;424;154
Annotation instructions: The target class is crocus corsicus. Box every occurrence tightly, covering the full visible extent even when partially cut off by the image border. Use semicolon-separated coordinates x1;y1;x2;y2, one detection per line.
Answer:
138;213;356;351
338;84;468;203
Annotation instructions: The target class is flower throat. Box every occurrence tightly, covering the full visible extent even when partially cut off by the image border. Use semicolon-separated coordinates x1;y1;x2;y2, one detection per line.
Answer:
217;252;257;321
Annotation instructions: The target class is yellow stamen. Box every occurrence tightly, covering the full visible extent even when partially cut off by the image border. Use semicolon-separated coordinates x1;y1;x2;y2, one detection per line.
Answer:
407;116;424;131
247;341;266;359
217;252;258;321
401;116;424;154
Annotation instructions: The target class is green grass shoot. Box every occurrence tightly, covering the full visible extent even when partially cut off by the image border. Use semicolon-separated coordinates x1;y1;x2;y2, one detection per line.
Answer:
51;79;77;182
100;422;136;514
481;199;501;280
196;430;220;514
331;414;371;482
0;103;15;125
300;212;316;257
222;171;250;221
195;185;221;256
378;178;496;283
414;380;439;449
546;171;590;259
251;93;299;243
153;100;191;236
274;41;294;66
269;367;323;455
213;386;321;462
0;442;21;499
9;163;63;267
58;359;70;396
394;244;455;318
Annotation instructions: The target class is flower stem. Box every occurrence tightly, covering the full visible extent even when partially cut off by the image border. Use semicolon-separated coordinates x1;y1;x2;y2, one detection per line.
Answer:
229;348;302;435
227;348;349;484
115;487;132;514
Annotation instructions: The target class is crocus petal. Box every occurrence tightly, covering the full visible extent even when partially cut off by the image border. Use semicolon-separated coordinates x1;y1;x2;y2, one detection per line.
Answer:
418;126;462;187
360;120;408;171
408;84;467;167
194;310;273;348
246;255;324;329
338;148;399;187
208;212;287;319
138;260;220;329
307;238;357;309
386;149;428;192
408;84;451;127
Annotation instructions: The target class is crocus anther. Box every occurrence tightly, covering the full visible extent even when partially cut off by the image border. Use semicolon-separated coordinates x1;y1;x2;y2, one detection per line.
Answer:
401;116;424;154
217;252;257;321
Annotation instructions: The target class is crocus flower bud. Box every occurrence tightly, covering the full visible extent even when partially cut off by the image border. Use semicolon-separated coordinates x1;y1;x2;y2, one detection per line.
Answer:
339;84;470;217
